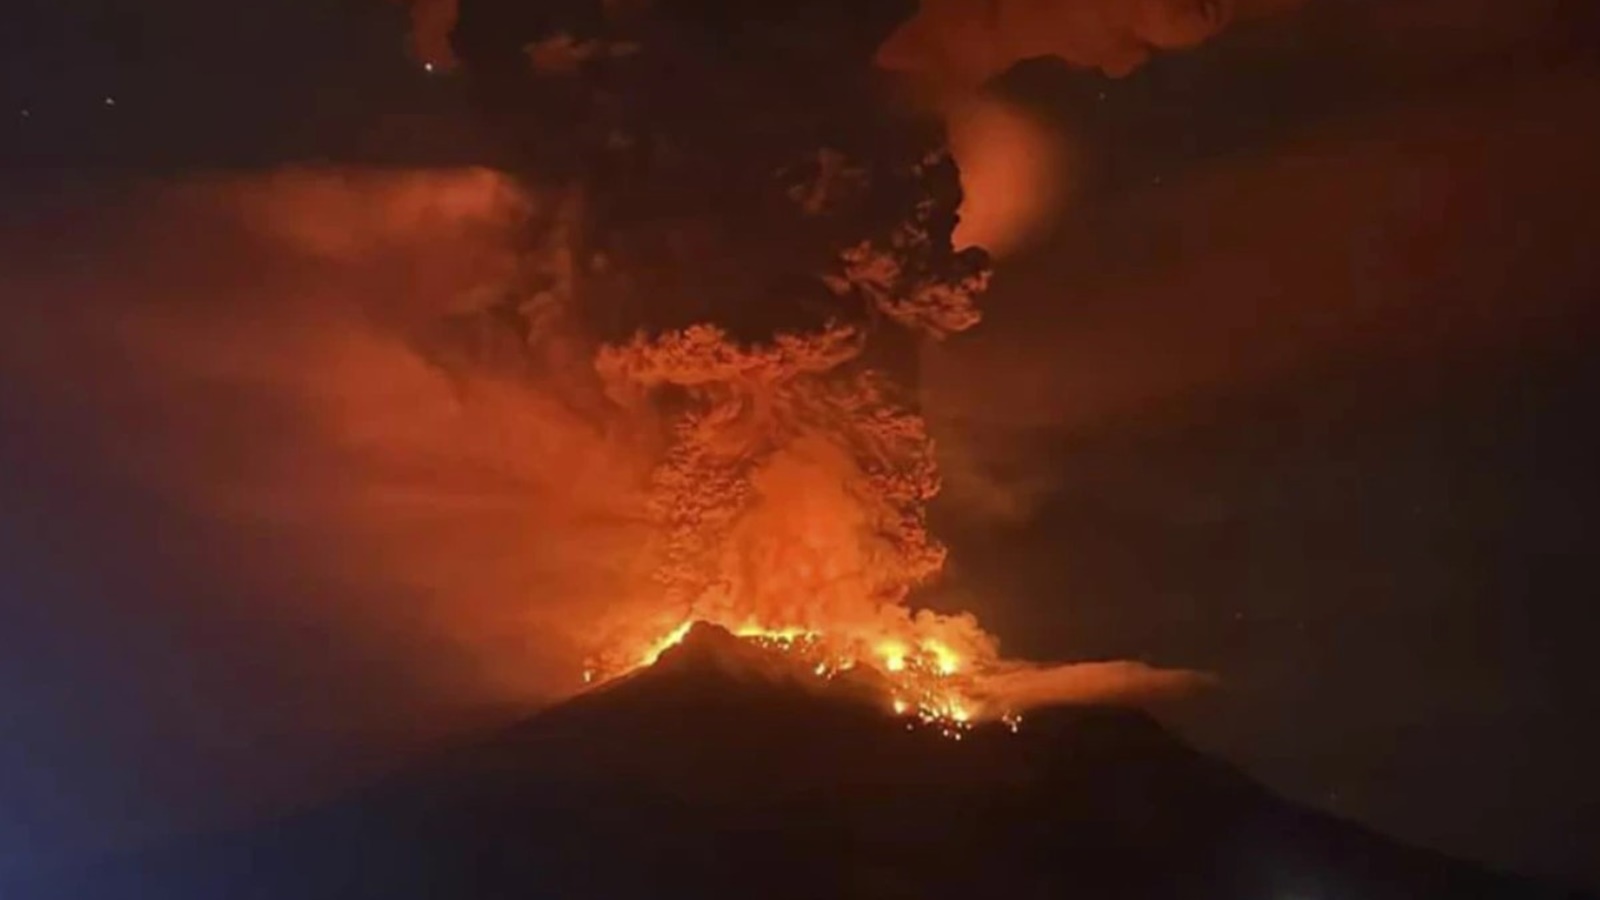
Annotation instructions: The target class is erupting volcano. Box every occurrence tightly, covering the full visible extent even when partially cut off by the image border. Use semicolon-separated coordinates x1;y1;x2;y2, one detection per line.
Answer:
5;0;1598;896
402;0;1225;728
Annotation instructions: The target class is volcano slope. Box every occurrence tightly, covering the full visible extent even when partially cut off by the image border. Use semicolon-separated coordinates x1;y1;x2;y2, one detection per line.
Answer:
21;625;1584;900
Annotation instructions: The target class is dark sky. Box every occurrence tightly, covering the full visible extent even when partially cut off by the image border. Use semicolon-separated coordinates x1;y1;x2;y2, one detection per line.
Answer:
927;4;1600;884
2;0;1599;890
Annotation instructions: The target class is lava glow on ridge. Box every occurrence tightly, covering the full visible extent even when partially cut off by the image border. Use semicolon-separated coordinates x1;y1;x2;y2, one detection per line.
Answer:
584;619;989;738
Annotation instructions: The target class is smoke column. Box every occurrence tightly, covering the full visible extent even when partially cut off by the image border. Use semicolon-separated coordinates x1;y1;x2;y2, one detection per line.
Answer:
395;0;460;68
381;0;1274;710
3;169;669;702
0;3;1305;797
346;0;1306;712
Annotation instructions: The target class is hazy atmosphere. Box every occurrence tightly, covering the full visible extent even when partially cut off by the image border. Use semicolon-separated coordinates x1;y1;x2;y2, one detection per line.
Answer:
2;0;1597;891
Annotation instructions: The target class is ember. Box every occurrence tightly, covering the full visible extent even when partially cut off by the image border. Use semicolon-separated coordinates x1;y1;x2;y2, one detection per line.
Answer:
599;618;993;734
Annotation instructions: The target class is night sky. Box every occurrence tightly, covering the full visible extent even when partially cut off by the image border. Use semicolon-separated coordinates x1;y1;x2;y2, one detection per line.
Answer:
3;0;1599;890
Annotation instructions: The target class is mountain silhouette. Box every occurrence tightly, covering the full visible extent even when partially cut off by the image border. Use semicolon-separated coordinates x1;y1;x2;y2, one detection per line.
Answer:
20;623;1587;899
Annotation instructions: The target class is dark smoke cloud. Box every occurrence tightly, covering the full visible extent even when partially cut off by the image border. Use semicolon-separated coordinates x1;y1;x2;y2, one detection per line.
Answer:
902;0;1596;530
395;0;461;68
19;169;669;691
976;660;1218;710
0;169;659;872
876;0;1304;84
925;69;1600;522
878;0;1306;258
1331;0;1574;64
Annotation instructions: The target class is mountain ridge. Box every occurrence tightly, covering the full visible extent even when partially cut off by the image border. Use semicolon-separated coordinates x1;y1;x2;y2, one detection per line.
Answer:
16;623;1588;899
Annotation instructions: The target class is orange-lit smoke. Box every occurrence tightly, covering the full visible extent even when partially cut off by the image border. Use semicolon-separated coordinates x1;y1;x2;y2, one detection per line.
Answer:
393;0;460;69
582;304;1001;722
878;0;1302;85
345;0;1239;721
878;0;1301;257
2;161;1210;749
973;660;1218;710
16;0;1280;729
943;95;1071;257
396;0;1297;89
3;169;669;705
575;187;1208;723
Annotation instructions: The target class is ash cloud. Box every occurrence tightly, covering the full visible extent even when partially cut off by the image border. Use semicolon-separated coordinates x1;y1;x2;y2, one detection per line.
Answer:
879;0;1303;259
1332;0;1579;66
395;0;461;68
876;0;1303;85
922;4;1600;528
69;170;663;696
976;660;1218;710
0;169;665;868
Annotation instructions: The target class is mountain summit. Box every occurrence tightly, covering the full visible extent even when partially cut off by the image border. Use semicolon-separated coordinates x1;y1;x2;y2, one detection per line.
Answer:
25;624;1583;899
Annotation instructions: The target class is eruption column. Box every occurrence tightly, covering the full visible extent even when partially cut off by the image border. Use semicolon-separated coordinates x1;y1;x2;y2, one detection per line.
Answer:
401;0;1238;720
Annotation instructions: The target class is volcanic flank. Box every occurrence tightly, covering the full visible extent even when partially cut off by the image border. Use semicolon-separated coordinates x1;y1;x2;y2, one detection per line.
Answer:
24;623;1577;900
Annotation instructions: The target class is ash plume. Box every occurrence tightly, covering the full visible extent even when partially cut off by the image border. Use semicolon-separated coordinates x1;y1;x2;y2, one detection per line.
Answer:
394;0;460;69
4;169;660;704
0;167;676;867
378;0;1228;714
921;6;1600;530
875;0;1306;254
940;94;1074;257
876;0;1303;85
974;660;1219;709
132;0;1265;719
0;6;1277;826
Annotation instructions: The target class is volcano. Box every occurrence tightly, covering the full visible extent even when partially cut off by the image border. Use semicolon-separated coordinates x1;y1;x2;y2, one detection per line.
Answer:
23;623;1582;900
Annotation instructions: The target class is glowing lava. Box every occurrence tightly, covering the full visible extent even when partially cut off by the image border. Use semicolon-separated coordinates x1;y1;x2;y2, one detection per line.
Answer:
588;619;989;736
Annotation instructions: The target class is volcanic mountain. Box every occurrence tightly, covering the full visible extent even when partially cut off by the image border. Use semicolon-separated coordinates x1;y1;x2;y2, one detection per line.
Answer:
24;624;1584;899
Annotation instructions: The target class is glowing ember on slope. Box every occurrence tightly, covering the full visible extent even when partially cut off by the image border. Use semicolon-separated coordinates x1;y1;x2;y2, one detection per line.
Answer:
582;605;1216;736
587;617;995;736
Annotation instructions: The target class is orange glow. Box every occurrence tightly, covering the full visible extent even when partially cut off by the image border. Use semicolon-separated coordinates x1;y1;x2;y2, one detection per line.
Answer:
879;642;909;673
11;165;1220;773
598;618;990;734
945;95;1071;257
637;620;697;667
349;0;1243;737
394;0;460;70
579;310;1212;730
875;0;1288;85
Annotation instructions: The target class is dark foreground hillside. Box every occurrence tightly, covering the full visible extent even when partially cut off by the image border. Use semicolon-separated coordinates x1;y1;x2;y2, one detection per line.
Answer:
17;625;1587;899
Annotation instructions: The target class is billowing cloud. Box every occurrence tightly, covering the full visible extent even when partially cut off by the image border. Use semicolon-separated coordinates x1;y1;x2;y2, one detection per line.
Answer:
923;72;1600;522
0;169;658;867
395;0;460;68
942;94;1074;256
876;0;1301;85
